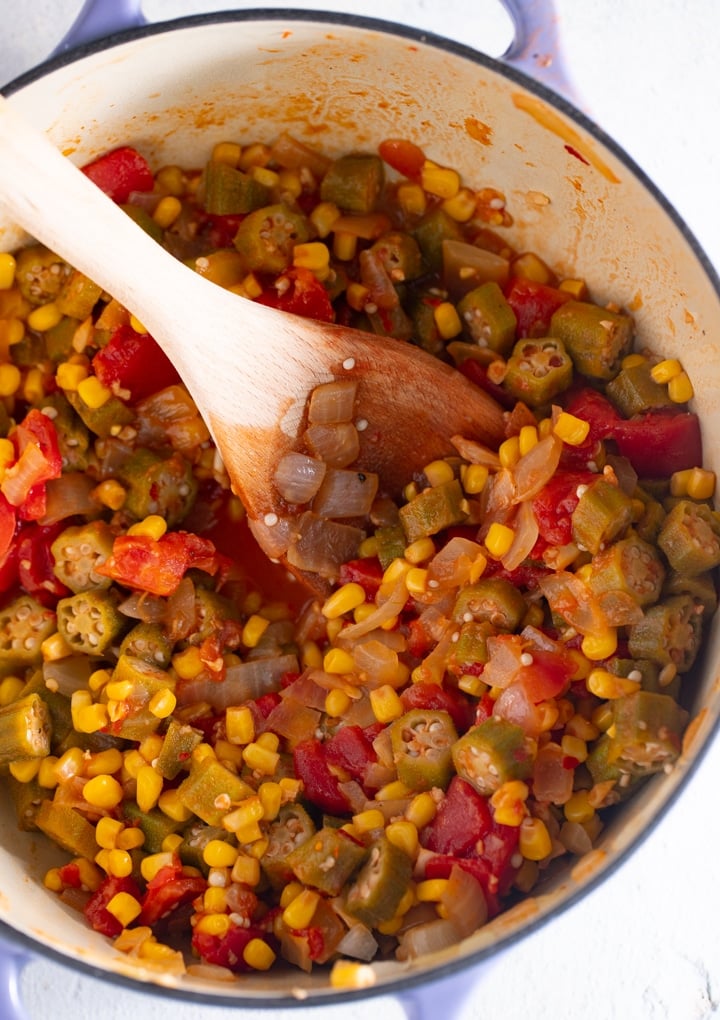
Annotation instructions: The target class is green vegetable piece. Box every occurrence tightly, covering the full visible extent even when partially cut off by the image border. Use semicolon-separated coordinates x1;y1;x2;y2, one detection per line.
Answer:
457;281;517;356
178;821;234;875
344;836;413;927
35;799;98;859
108;654;176;741
233;203;310;274
587;532;665;608
664;569;718;617
448;620;493;677
56;588;127;657
320;154;384;214
605;360;672;416
155;718;203;780
452;717;535;796
633;488;666;545
21;671;74;751
7;775;44;831
606;657;680;699
657;499;720;576
369;231;423;283
571;477;634;556
56;269;103;320
452;577;527;631
121;203;164;244
627;593;704;673
51;520;115;593
261;803;317;889
121;800;184;854
374;523;407;571
0;693;52;765
15;245;69;305
66;387;134;438
0;595;56;678
44;315;80;363
189;588;241;644
287;825;368;896
549;300;633;380
399;478;467;543
503;337;573;408
119;447;198;526
390;709;458;791
413;209;464;274
177;756;254;827
407;292;444;357
119;622;174;668
585;734;642;804
40;393;91;471
607;690;688;775
203;161;270;215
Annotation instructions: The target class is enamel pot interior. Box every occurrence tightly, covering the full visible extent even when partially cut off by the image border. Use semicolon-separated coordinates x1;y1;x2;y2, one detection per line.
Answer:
1;10;720;1008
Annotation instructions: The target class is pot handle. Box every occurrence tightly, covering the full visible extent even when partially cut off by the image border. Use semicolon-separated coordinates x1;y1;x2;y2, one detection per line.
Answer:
53;0;146;54
395;961;485;1020
0;940;30;1020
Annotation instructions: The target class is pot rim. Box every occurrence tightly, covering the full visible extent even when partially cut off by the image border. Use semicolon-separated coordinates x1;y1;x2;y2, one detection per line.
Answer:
2;7;720;1010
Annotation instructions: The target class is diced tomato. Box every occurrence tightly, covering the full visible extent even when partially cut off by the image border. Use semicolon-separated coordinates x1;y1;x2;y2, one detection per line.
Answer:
325;725;378;789
293;738;351;815
192;924;273;972
0;543;19;595
531;469;597;547
378;138;426;179
483;556;551;591
406;616;435;658
257;267;335;323
92;324;179;403
422;776;492;857
57;861;82;888
81;146;155;205
97;531;225;597
1;409;62;515
85;874;143;938
474;692;495;725
338;557;383;598
17;521;71;605
139;861;207;927
515;645;575;703
0;493;16;563
459;357;516;410
400;682;475;734
504;277;572;338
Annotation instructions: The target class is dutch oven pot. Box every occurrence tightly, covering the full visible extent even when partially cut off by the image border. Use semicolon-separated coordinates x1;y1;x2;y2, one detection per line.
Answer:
1;2;719;1017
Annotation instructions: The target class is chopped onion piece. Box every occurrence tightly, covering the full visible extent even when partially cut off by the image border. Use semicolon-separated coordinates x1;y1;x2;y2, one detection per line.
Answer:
442;239;510;297
308;379;358;424
305;422;360;468
274;452;327;504
493;681;546;736
117;591;167;623
450;434;501;470
336;924;379;962
501;499;539;571
538;571;610;636
480;633;525;689
286;512;363;577
165;576;196;642
312;467;379;519
336;576;408;642
596;590;644;627
427;536;485;589
359;248;399;309
533;742;574;804
40;473;99;525
438;865;488;937
559;820;594;855
396;918;461;961
43;655;94;696
513;433;563;503
352;639;402;686
176;653;299;710
264;695;322;742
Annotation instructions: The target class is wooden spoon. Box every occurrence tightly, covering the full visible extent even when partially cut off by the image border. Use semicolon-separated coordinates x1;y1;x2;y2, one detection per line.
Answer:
0;96;505;588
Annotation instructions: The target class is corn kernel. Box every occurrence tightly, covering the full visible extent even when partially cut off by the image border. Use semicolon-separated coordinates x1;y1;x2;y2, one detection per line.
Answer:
127;514;167;540
240;613;271;648
433;301;463;340
136;764;164;813
9;759;41;782
37;756;59;789
558;278;587;299
309;201;341;238
76;858;103;891
442;187;477;222
324;688;351;718
421;161;460;199
403;537;435;566
352;808;385;834
461;463;490;495
587;667;640;699
277;168;302;197
498;435;521;468
242;937;276;971
0;363;21;398
485;522;515;560
76;375;113;411
323;648;356;675
151;195;182;229
83;774;124;809
0;253;16;289
554;411;591;447
44;867;64;892
149;688;176;719
172;646;204;680
385;820;419;858
684;467;716;500
161;833;183;855
203;839;239;869
41;631;74;663
27;301;62;332
405;791;437;829
104;848;134;878
158;788;194;822
333;231;358;261
141;852;175;883
650;358;682;384
155;164;185;195
279;881;304;910
96;816;124;850
561;734;588;763
565;712;599;741
564;789;596;824
222;796;264;835
423;459;455;487
212;141;242;166
72;692;93;735
282;888;320;930
322;582;366;620
293;241;330;274
196;913;232;937
107;891;142;927
0;675;25;706
405;567;429;596
490;780;530;826
581;627;618;661
518;424;539;456
243;741;280;775
346;281;370;312
397;181;427;217
416;878;450;902
519;817;553;861
238;142;271;171
117;826;146;851
92;479;127;511
226;705;255;745
369;684;404;724
668;368;694;403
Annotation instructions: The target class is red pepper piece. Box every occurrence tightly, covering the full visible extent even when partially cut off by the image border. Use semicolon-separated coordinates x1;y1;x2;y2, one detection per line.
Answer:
504;276;572;338
325;725;378;789
97;531;224;597
85;874;144;937
378;138;426;179
338;557;384;598
293;738;351;815
139;861;207;927
400;682;476;734
422;776;492;857
92;324;179;403
192;924;273;972
257;267;335;323
81;146;154;205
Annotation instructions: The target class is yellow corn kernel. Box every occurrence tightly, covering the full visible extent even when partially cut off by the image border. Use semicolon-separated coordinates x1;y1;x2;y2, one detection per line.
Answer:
485;522;515;560
684;467;716;500
196;913;232;937
293;241;330;273
352;808;385;834
41;631;73;663
127;514;167;540
96;816;124;850
322;688;350;720
92;479;127;511
561;734;588;763
140;851;175;883
214;738;245;769
76;858;103;891
405;791;437;829
240;613;270;648
103;848;134;878
172;646;204;680
136;764;164;813
55;746;86;781
243;741;279;776
203;839;239;869
564;789;596;824
236;142;270;171
27;301;62;332
461;463;490;496
581;627;618;661
158;788;194;822
155;164;185;195
587;668;640;699
558;277;588;299
668;371;694;403
76;375;112;409
299;639;322;671
385;819;419;858
498;435;521;469
149;688;176;720
277;168;302;197
397;181;427;217
0;362;21;398
423;458;455;487
152;195;182;229
137;733;164;764
20;365;42;404
519;817;553;861
373;780;408;804
282;888;320;930
226;705;255;746
591;702;614;733
308;200;340;238
243;937;276;971
322;582;366;620
650;358;682;384
223;796;264;835
333;231;358;262
403;538;434;566
330;960;376;990
0;675;25;706
117;826;145;851
518;425;539;456
346;281;370;312
9;759;41;782
416;878;450;903
421;161;460;199
257;781;282;823
405;567;429;596
106;891;142;927
442;187;477;222
83;774;124;810
489;780;530;826
553;411;590;446
250;164;278;188
212;141;242;166
161;833;183;855
369;684;404;724
0;253;16;289
37;755;59;789
279;881;304;910
565;711;599;742
122;748;146;781
433;301;463;340
203;886;228;914
621;352;647;369
323;648;356;675
44;867;64;892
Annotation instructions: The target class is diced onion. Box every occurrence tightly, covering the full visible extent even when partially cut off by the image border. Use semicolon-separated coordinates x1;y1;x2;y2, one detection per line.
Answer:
248;514;294;561
264;695;322;742
538;571;610;636
427;536;485;589
305;422;360;468
117;591;167;623
40;473;99;525
450;434;501;470
352;639;402;687
312;468;379;519
336;924;379;962
165;576;197;642
501;499;539;572
513;434;563;503
43;655;95;696
336;576;408;642
438;865;488;937
493;681;546;736
308;379;358;424
286;512;363;577
359;248;399;309
274;452;327;504
532;742;574;804
396;918;461;961
559;820;594;855
479;633;525;689
176;653;299;710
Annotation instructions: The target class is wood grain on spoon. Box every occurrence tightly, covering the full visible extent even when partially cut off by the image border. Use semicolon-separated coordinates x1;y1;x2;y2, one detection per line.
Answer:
0;96;505;587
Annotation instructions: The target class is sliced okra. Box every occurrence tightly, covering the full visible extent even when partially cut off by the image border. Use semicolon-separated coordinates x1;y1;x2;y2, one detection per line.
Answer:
122;800;184;855
119;447;198;527
14;245;70;305
8;775;44;831
56;588;127;656
585;734;642;804
414;209;464;274
390;709;458;791
607;690;688;776
571;477;634;556
262;803;317;889
56;268;104;320
447;620;493;676
202;160;270;215
66;387;134;439
41;393;91;471
399;478;467;543
452;717;535;796
587;532;666;608
177;821;235;874
374;523;407;572
287;825;368;896
657;499;720;576
119;622;174;668
605;359;673;416
34;798;98;860
663;569;718;616
549;300;634;380
177;755;254;828
457;280;517;356
502;337;573;408
233;203;310;274
452;578;527;631
320;154;385;214
51;520;116;593
155;718;204;780
0;594;57;677
344;835;413;927
107;654;176;741
369;231;423;283
627;593;705;673
0;693;52;765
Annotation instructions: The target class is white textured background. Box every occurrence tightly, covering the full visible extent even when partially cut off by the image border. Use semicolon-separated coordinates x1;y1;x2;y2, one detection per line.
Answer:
1;2;719;1018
